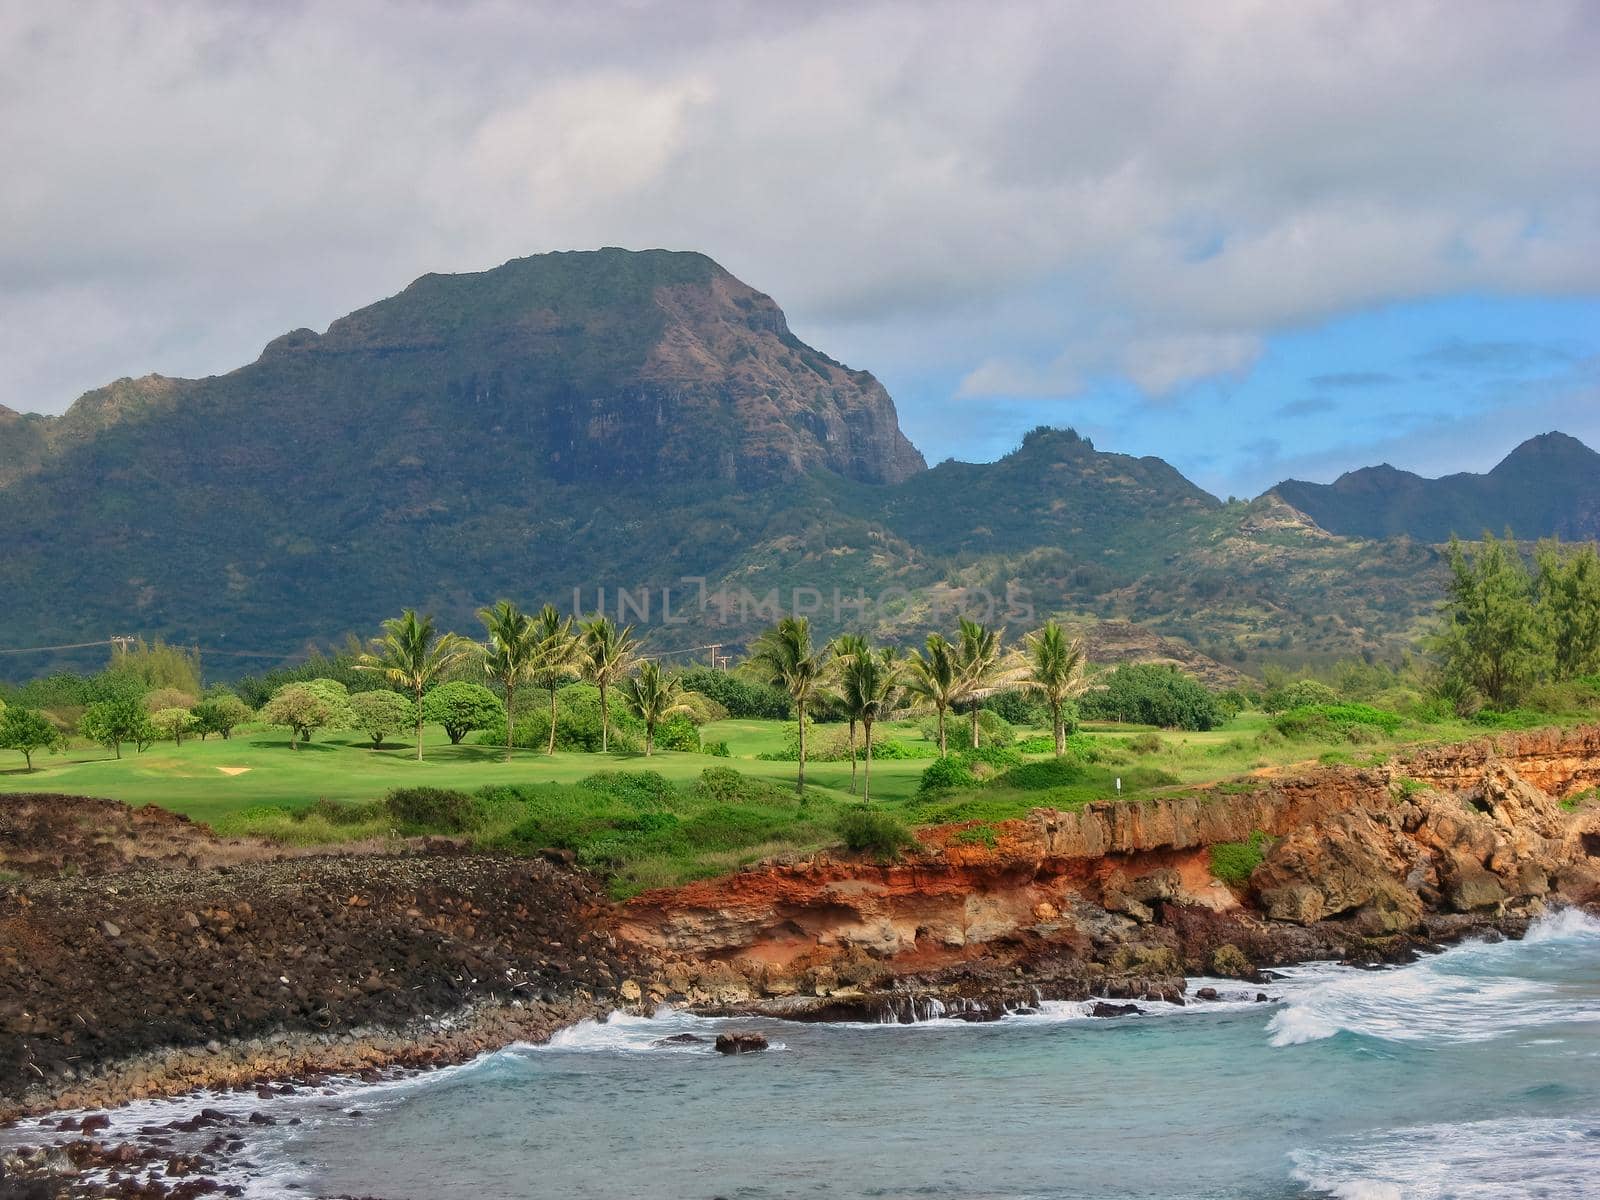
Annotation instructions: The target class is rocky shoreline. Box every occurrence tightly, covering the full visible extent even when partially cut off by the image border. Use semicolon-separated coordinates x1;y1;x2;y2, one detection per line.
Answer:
4;726;1600;1197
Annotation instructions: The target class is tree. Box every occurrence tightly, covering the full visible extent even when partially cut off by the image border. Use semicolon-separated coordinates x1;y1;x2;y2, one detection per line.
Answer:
423;681;504;745
1022;621;1086;756
1083;663;1222;731
581;616;639;754
838;647;904;801
620;660;691;756
261;683;341;749
955;617;1018;749
530;605;583;755
79;697;154;759
479;600;536;762
0;707;63;771
191;694;251;740
143;687;198;714
1433;534;1545;708
746;617;830;793
1535;539;1600;681
348;690;416;749
904;633;964;757
150;707;197;746
828;633;870;791
356;610;474;760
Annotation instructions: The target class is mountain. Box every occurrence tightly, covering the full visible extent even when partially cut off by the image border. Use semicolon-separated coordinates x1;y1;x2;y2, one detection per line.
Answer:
0;248;1517;678
1271;432;1600;543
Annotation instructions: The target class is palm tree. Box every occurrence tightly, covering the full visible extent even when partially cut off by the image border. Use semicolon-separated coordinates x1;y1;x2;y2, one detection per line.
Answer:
621;660;691;756
904;632;963;756
479;600;536;762
955;617;1017;749
1022;620;1087;756
581;615;638;753
745;617;830;793
356;609;473;760
838;646;904;802
531;604;583;755
829;633;870;792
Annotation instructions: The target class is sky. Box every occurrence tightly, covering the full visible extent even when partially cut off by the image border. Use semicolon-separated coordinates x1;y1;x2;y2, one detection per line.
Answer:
2;0;1597;498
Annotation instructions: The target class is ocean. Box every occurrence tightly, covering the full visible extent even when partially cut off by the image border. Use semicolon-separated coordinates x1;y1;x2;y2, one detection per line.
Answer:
19;909;1600;1199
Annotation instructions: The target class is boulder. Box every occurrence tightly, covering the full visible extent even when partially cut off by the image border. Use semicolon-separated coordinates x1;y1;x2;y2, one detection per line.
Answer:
1445;859;1508;912
714;1031;769;1055
1090;1001;1140;1018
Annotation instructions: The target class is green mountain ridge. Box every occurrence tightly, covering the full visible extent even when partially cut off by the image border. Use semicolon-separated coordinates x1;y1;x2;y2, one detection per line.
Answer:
0;249;1589;678
1271;432;1600;543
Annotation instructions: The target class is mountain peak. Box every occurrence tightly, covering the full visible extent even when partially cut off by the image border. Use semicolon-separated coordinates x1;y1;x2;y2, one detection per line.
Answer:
1271;431;1600;542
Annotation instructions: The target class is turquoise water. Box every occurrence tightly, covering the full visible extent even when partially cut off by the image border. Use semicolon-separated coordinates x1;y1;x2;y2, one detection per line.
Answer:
21;910;1600;1198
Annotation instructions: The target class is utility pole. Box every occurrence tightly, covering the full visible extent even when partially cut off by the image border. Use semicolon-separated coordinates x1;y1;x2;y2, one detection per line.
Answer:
109;634;136;657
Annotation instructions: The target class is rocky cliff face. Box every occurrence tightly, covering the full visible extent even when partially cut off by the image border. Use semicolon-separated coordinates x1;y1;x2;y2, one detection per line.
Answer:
620;727;1600;1017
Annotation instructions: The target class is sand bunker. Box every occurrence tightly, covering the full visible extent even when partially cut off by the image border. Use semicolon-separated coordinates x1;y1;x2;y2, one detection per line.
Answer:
215;766;252;776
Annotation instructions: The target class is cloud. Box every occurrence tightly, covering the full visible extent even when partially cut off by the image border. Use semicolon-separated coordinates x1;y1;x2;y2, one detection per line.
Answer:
1414;339;1577;371
1278;397;1339;419
1;0;1598;418
1310;372;1397;389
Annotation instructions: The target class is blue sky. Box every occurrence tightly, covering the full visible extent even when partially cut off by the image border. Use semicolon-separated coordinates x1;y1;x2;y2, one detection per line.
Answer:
3;3;1597;501
879;293;1600;498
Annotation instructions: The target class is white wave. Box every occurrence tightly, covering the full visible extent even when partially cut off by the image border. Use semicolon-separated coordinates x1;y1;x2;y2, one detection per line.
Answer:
1269;908;1600;1048
1292;1114;1600;1199
533;1006;786;1054
1521;905;1600;944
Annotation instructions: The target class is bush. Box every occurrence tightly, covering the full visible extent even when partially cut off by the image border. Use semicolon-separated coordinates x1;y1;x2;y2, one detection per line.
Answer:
348;690;416;749
191;694;252;740
837;806;916;859
677;668;792;719
933;708;1016;749
991;758;1083;790
1210;831;1270;886
703;740;731;757
692;766;795;806
1081;664;1223;731
676;691;730;726
1128;732;1163;754
987;689;1054;729
422;682;503;744
655;714;703;752
293;798;384;826
1272;703;1402;742
385;786;481;834
919;755;978;794
478;684;642;753
1263;679;1338;714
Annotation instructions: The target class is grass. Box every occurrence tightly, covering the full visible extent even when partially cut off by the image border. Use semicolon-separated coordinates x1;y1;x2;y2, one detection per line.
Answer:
1;707;1587;895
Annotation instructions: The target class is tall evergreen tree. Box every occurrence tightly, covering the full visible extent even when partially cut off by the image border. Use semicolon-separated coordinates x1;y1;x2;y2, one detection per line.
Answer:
1535;539;1600;681
1432;534;1546;708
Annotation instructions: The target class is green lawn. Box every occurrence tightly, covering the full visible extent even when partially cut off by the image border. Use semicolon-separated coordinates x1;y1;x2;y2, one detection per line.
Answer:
0;708;1566;897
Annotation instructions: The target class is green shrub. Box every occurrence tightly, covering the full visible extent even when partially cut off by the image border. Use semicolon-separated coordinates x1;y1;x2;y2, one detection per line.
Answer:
1128;732;1163;754
918;755;978;794
1263;679;1338;714
577;771;678;807
928;709;1016;749
991;758;1083;790
478;684;642;753
655;714;702;752
987;690;1055;729
1472;707;1549;730
1081;663;1223;730
1273;703;1402;742
1210;830;1270;886
703;740;731;757
385;786;482;834
692;766;796;806
677;668;791;719
293;797;384;826
837;806;915;859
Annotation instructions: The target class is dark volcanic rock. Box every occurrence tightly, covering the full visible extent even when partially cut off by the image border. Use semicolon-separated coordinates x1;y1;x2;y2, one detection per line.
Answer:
713;1032;769;1055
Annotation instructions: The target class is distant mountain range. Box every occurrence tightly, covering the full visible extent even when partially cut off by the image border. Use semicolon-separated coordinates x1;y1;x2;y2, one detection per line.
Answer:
0;248;1592;677
1271;432;1600;543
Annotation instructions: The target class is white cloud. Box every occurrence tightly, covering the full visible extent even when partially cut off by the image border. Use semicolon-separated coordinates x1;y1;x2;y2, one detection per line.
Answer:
1;0;1597;413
